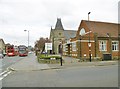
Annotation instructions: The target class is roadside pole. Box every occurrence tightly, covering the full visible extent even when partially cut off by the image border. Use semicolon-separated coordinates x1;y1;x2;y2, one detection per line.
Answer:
60;56;62;66
60;42;62;66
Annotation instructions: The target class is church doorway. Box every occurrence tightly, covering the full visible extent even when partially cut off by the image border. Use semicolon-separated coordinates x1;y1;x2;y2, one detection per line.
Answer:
58;44;62;54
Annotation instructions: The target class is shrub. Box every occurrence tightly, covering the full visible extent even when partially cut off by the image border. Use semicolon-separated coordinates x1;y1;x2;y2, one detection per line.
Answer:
37;54;64;64
112;57;119;60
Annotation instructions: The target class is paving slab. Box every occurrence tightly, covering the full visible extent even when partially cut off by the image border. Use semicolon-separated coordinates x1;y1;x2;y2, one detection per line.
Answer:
9;54;50;71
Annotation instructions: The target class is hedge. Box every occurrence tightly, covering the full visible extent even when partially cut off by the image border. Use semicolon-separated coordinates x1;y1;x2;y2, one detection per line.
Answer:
37;54;64;64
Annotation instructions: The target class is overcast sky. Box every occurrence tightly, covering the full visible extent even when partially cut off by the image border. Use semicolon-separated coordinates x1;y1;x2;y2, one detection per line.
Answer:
0;0;119;47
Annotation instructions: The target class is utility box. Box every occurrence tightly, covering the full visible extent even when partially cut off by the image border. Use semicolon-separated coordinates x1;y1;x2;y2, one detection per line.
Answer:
103;53;112;61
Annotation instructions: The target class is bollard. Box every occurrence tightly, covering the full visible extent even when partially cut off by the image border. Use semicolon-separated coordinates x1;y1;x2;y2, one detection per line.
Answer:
60;57;62;66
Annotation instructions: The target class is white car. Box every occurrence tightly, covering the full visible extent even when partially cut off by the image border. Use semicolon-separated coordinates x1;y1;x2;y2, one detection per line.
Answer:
0;53;3;59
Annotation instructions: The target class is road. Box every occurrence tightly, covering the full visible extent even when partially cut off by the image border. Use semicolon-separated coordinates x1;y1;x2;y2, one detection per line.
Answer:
0;55;26;72
0;55;29;89
2;54;118;87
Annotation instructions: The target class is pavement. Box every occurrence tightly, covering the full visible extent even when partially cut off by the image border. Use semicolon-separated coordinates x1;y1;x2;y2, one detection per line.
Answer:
8;54;118;71
48;56;118;69
8;54;50;71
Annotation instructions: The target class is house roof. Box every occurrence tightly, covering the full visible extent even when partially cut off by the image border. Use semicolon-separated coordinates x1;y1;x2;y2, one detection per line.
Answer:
64;30;77;40
82;20;119;37
0;38;5;45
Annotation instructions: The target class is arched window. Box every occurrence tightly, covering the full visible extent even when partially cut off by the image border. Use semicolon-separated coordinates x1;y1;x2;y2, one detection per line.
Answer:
99;40;107;51
79;28;85;36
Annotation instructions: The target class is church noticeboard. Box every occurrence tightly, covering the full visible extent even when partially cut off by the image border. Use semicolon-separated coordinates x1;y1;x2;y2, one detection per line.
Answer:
45;43;52;52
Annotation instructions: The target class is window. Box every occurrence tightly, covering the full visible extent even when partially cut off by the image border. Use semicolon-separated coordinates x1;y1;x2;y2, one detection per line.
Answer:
59;33;61;35
72;42;76;51
112;41;119;51
79;28;85;36
99;41;107;51
63;44;66;52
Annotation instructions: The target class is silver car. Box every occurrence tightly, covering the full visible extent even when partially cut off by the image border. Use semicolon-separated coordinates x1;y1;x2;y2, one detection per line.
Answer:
0;53;3;59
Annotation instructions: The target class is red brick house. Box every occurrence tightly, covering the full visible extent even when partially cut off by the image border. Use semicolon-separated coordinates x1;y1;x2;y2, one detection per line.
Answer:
62;20;120;60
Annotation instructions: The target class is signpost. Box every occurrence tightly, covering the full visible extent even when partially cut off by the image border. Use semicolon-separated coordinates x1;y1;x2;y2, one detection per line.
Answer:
45;43;52;53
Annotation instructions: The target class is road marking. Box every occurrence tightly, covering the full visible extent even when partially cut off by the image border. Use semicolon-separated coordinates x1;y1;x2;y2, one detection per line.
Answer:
0;70;8;76
0;70;12;81
0;77;3;80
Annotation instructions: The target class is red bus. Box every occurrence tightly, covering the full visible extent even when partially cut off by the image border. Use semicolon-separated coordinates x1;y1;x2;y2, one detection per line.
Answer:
6;45;16;56
18;45;28;57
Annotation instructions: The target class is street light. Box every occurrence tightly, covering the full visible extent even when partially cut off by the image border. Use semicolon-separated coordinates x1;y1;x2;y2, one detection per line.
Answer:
24;30;29;47
88;12;91;21
88;12;91;62
59;41;63;66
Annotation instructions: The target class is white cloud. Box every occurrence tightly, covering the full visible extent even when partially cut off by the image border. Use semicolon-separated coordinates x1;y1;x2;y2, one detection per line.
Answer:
0;0;119;47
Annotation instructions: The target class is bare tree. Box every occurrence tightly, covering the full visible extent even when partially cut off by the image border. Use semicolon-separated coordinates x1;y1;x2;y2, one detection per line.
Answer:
34;37;51;53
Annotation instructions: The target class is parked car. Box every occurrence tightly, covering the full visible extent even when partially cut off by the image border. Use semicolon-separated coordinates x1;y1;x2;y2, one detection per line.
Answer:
28;51;33;54
0;53;3;59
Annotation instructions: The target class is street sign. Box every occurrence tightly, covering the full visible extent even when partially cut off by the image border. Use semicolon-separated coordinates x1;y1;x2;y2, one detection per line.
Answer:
45;43;52;52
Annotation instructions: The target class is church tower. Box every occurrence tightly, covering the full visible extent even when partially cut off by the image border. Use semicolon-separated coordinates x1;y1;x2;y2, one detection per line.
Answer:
55;18;64;30
50;18;64;54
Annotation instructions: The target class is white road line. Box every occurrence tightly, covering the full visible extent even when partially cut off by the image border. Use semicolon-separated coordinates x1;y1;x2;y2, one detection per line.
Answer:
0;77;3;80
0;70;8;76
0;71;12;81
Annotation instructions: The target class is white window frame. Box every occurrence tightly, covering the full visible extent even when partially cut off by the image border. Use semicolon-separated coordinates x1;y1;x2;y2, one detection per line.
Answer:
112;41;119;51
99;40;107;51
72;42;76;51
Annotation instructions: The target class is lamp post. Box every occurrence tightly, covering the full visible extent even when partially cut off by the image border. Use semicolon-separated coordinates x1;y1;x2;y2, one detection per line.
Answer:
24;30;29;47
88;12;91;62
80;37;82;58
59;41;62;66
88;12;91;21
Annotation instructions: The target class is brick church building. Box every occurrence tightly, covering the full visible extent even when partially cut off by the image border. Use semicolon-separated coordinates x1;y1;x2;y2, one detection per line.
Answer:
62;20;120;60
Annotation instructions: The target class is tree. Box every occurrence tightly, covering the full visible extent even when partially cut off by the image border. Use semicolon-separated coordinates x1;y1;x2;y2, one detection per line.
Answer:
34;37;51;53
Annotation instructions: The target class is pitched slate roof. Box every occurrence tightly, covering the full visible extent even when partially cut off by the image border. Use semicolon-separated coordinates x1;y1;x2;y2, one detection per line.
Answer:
82;20;119;37
64;30;77;40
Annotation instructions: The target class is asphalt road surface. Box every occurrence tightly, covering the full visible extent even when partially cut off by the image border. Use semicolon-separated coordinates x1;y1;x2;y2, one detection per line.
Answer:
1;55;26;72
2;54;118;87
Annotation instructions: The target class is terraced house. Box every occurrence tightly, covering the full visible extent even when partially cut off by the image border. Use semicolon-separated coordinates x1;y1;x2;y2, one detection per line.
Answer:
0;38;5;51
62;20;120;60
